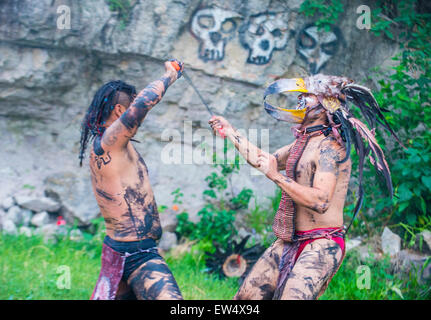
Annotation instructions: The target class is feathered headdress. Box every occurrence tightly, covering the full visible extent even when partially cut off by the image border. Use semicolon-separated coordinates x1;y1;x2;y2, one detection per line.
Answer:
264;74;403;231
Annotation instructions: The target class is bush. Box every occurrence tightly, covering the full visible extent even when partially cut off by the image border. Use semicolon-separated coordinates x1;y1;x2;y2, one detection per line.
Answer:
300;0;431;238
356;0;431;237
175;141;255;251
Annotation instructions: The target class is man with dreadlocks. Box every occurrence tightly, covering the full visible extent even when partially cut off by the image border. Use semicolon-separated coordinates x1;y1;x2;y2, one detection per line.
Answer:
79;59;184;300
209;74;400;300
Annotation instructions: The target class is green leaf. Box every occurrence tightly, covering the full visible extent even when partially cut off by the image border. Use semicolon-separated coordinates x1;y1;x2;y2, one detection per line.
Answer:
397;202;410;214
420;197;427;215
422;176;431;191
203;190;217;199
397;184;413;202
396;93;410;102
406;213;417;225
385;29;394;40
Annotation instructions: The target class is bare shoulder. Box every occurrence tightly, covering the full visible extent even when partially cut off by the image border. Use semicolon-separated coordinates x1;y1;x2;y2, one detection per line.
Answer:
318;136;346;156
100;119;132;152
316;136;347;172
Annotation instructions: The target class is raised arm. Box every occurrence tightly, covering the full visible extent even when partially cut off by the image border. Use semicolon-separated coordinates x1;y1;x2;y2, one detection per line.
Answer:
257;138;344;214
101;60;183;150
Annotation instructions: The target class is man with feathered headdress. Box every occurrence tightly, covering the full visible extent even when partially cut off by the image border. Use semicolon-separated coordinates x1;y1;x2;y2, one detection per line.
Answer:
209;74;400;300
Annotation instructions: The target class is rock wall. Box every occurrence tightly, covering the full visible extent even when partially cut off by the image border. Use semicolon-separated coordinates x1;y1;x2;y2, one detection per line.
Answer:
0;0;399;224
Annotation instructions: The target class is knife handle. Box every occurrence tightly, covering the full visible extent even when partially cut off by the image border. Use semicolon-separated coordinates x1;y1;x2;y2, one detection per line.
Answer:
170;60;181;71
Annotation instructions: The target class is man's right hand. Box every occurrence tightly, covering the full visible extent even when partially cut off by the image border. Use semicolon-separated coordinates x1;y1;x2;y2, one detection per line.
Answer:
165;59;184;83
210;115;264;170
209;116;232;136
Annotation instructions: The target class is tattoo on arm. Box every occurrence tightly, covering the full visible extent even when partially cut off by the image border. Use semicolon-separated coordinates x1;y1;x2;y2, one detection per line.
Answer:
273;152;284;171
318;146;340;174
238;135;258;168
284;176;293;183
233;133;242;144
273;175;292;185
120;76;171;130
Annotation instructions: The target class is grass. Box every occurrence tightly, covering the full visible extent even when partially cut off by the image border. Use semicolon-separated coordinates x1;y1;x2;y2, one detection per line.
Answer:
165;245;239;299
0;233;237;300
0;234;101;300
0;233;429;300
321;251;430;300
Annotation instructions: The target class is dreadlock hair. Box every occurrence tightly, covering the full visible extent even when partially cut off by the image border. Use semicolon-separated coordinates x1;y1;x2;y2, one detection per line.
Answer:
79;80;137;167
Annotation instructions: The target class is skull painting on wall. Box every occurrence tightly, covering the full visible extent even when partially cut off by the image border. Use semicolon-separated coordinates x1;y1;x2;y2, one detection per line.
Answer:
297;24;343;74
190;7;242;62
239;12;290;65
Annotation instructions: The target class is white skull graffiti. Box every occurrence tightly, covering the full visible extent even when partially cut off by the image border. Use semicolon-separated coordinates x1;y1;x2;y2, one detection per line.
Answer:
190;8;241;62
297;25;341;74
240;12;290;65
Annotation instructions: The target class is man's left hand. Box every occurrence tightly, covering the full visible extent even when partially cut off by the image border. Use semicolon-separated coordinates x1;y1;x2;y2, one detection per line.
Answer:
257;152;279;179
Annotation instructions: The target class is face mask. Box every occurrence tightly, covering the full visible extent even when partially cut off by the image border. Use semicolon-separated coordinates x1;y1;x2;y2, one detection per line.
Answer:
263;78;325;124
263;78;306;123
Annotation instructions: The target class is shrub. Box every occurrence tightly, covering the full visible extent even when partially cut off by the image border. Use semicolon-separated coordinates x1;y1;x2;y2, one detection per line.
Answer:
175;141;255;251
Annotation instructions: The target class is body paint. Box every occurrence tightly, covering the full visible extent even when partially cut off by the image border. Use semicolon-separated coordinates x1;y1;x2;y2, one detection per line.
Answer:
96;188;115;202
120;76;171;131
93;136;112;169
128;259;183;300
123;187;151;239
94;136;105;156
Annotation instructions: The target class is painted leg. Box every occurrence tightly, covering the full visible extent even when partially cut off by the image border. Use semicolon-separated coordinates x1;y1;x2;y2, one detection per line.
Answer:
127;257;183;300
279;238;343;300
115;280;137;300
234;239;284;300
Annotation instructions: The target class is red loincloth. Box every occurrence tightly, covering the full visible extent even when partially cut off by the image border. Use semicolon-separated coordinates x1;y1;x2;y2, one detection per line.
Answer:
91;243;126;300
273;227;345;300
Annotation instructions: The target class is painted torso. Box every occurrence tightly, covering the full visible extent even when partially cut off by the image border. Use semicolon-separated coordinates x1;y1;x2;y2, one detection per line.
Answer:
89;136;161;242
290;135;351;231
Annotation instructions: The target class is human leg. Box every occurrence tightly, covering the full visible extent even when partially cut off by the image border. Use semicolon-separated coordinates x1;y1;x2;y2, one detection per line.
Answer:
234;239;284;300
127;257;183;300
278;238;343;300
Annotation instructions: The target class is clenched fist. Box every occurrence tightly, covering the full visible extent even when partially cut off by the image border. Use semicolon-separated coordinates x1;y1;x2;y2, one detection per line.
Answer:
165;59;184;82
208;115;232;137
257;152;278;179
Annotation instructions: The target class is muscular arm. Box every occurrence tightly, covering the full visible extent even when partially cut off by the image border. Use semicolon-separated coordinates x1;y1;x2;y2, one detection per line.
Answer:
101;74;174;150
227;127;293;171
101;61;183;151
265;139;343;214
121;76;172;131
209;116;292;170
224;127;265;168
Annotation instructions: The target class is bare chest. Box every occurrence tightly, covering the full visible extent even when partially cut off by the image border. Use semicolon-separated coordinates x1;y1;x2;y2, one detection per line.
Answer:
288;139;320;187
